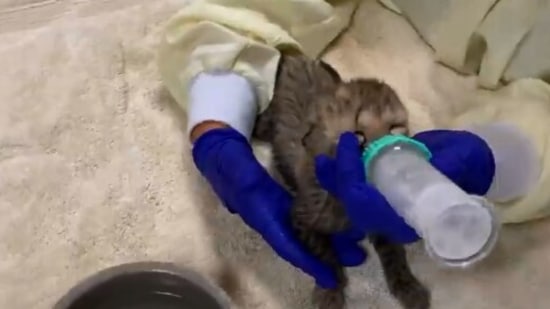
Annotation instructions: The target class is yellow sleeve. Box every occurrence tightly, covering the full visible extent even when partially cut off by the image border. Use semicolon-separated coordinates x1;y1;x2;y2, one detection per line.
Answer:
451;79;550;224
157;0;359;114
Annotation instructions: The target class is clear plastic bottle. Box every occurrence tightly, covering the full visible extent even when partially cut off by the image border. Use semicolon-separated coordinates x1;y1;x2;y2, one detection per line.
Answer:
362;135;500;268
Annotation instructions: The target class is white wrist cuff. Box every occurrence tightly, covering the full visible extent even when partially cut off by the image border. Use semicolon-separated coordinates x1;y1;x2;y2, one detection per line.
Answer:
188;71;258;139
467;123;540;202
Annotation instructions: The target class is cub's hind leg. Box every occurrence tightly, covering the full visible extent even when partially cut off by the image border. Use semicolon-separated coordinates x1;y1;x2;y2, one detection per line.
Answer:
371;235;431;309
292;191;348;309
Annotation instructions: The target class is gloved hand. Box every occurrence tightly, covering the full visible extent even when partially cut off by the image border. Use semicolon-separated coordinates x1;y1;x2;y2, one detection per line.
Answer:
314;130;496;242
413;129;495;196
192;127;365;289
315;132;419;243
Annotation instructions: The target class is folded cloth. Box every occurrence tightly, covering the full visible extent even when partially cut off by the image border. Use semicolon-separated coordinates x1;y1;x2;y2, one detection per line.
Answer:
380;0;550;88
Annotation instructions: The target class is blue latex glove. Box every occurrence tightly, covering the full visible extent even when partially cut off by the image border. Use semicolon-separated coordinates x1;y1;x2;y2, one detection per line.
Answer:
315;132;419;243
413;130;495;196
192;127;365;289
315;130;496;241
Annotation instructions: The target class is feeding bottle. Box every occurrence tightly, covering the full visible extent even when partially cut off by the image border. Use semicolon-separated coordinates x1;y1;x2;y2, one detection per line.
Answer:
361;134;500;268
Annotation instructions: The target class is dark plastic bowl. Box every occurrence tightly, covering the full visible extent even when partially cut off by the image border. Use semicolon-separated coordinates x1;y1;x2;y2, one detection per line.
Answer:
53;262;230;309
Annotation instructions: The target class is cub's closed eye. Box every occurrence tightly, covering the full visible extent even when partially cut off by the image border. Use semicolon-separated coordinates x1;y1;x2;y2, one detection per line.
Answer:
389;125;408;136
354;131;367;148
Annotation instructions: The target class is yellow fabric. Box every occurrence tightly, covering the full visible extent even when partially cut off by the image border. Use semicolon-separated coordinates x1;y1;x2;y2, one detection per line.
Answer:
382;0;550;89
157;0;550;224
157;0;359;115
452;79;550;223
376;0;550;223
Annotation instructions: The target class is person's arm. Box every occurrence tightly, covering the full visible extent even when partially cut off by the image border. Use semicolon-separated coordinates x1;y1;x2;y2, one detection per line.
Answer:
451;79;550;223
157;0;358;141
187;72;257;140
465;123;539;203
190;121;228;143
156;1;362;286
157;2;290;139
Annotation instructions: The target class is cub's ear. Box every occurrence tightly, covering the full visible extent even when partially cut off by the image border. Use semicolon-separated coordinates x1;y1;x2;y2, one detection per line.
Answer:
319;60;342;82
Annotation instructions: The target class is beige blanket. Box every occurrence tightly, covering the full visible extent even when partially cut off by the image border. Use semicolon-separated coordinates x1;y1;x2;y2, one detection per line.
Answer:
1;1;550;308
